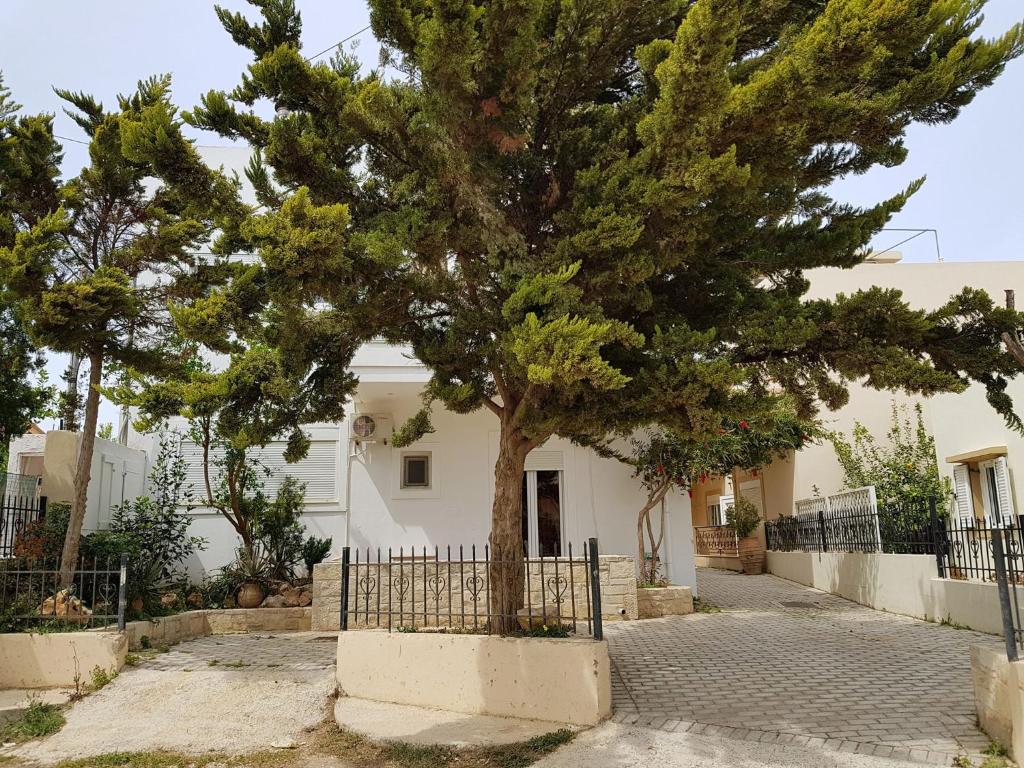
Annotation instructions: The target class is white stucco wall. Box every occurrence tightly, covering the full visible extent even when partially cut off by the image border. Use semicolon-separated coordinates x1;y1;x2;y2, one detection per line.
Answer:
345;392;696;589
6;430;147;531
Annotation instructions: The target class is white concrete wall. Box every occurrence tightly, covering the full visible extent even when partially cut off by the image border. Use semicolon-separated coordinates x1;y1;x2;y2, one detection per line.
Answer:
767;550;1024;635
336;631;612;726
6;431;147;531
971;646;1024;760
0;631;126;689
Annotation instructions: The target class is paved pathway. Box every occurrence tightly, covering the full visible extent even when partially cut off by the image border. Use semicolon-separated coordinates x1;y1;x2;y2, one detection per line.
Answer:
607;569;1001;766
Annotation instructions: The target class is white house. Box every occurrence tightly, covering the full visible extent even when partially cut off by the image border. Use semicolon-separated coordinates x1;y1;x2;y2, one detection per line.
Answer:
178;339;698;588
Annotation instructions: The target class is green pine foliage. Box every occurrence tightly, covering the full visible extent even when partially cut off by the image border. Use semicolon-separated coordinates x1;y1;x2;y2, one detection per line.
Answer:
0;75;59;458
110;1;1024;625
0;74;243;583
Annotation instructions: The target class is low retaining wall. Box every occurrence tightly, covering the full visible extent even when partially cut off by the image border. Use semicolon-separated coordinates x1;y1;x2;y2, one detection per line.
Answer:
971;646;1024;759
124;607;311;649
766;550;1024;635
638;585;694;618
313;554;638;631
0;631;127;689
695;555;741;572
336;630;611;726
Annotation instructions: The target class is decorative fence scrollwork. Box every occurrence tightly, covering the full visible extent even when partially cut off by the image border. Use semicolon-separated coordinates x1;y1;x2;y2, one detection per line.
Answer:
340;539;603;639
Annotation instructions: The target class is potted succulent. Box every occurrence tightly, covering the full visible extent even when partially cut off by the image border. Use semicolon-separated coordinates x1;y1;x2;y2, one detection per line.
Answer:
726;496;765;575
225;547;271;609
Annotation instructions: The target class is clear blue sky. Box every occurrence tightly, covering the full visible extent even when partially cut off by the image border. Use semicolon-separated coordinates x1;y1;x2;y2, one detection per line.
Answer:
3;0;1022;429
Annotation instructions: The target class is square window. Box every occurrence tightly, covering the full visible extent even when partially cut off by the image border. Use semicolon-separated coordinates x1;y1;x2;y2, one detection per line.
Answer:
401;454;431;489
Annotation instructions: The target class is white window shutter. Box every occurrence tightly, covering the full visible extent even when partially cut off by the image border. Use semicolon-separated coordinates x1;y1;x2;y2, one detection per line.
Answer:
993;456;1016;527
952;464;974;526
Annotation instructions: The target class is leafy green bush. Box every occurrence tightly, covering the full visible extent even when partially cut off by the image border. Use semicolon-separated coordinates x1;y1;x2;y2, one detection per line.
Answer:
302;536;333;577
0;699;64;742
258;476;306;582
830;402;950;514
726;496;761;538
82;436;204;617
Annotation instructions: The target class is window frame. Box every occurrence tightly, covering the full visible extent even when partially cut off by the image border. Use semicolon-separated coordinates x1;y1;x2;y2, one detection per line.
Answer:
400;453;432;490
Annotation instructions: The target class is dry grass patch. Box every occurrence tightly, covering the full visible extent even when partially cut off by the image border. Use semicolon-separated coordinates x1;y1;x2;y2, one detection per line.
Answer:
43;722;574;768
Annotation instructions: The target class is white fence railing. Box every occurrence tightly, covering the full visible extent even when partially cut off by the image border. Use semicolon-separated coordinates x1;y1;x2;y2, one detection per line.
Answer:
789;486;881;551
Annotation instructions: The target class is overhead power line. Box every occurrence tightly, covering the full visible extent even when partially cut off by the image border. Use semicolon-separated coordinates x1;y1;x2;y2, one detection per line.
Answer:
49;25;371;148
305;24;372;62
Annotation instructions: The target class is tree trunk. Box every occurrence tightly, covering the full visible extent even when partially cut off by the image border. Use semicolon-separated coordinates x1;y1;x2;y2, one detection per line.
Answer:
58;352;102;588
488;422;530;634
60;353;82;431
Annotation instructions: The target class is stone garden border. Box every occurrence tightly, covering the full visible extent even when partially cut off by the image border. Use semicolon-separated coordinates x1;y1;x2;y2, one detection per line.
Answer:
336;630;611;726
0;607;313;689
123;606;312;649
637;585;694;619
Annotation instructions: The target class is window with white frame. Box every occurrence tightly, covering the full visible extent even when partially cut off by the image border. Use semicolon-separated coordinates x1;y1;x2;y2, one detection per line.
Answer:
952;456;1016;528
707;494;733;527
401;453;431;489
979;457;1016;528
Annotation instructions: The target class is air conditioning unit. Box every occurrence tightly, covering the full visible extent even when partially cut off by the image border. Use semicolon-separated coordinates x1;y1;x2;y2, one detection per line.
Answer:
350;413;394;444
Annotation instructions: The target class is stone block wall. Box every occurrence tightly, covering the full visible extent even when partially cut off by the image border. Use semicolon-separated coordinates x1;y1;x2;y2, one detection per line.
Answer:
123;607;312;649
313;554;638;631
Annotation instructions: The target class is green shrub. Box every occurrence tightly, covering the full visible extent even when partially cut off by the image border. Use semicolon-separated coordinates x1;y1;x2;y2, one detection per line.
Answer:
302;536;333;577
257;476;306;582
830;402;950;514
0;699;65;742
89;665;117;691
726;496;761;538
82;436;205;618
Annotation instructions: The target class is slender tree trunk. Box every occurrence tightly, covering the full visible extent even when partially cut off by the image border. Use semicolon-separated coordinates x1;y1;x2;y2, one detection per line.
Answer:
60;353;82;432
59;352;103;588
488;421;530;634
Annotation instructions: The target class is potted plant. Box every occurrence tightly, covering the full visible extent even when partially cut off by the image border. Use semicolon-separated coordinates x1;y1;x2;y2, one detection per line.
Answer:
224;547;271;608
727;496;764;575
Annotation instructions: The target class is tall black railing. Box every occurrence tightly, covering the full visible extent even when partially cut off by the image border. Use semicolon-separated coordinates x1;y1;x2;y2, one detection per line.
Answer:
765;497;942;556
0;476;46;558
340;538;603;639
0;554;128;632
765;496;1024;587
992;526;1024;660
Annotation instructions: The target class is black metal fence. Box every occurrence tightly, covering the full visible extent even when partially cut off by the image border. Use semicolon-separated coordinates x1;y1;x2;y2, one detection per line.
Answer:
1;472;45;558
339;538;604;639
0;554;127;632
765;496;1024;587
765;497;942;556
944;516;1024;583
992;526;1024;660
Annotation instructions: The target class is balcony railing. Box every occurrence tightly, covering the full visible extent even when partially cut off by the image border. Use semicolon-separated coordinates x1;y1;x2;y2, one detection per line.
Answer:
694;526;739;557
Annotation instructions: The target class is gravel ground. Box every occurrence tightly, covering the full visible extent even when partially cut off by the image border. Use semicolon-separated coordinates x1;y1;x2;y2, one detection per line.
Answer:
9;632;337;765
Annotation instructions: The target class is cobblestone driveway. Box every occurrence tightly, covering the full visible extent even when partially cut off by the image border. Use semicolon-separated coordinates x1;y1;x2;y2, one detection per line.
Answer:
607;569;1001;766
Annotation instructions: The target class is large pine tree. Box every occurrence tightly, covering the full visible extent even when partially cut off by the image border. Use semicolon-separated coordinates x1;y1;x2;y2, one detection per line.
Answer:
0;76;60;466
0;76;241;585
184;0;1023;630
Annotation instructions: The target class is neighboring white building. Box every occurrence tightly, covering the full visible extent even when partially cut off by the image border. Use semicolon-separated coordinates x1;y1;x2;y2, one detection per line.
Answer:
6;430;148;532
693;255;1024;564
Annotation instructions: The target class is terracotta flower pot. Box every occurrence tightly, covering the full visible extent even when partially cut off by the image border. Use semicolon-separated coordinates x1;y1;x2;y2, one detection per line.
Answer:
236;582;265;609
738;536;765;575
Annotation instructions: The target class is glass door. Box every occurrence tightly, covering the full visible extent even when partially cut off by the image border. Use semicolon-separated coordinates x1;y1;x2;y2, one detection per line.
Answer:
521;469;564;557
